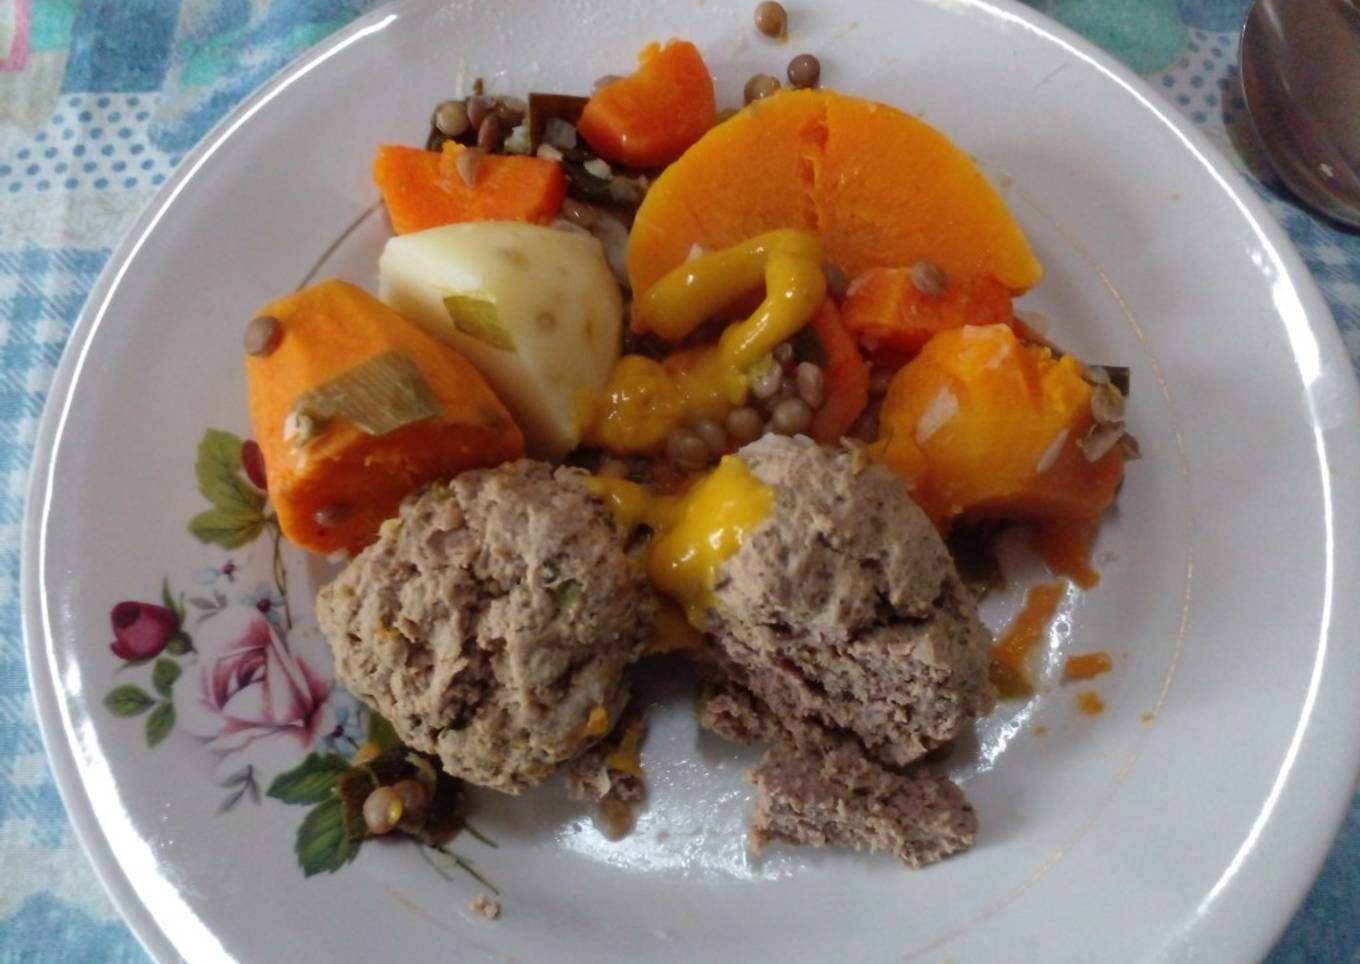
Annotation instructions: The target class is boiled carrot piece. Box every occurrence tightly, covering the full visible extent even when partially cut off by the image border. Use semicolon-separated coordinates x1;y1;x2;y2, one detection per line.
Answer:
841;267;1016;355
245;279;523;555
372;142;566;235
807;300;869;443
874;324;1123;528
578;40;716;169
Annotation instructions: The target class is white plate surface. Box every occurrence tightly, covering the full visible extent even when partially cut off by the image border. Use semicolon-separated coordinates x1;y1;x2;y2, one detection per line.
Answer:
22;1;1360;961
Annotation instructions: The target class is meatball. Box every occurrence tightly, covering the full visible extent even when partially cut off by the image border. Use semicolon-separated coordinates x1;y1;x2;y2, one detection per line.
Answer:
316;461;649;794
706;435;994;770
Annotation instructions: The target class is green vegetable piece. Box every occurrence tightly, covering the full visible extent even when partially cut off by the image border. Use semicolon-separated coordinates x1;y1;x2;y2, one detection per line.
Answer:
552;578;583;611
442;294;515;351
291;351;440;439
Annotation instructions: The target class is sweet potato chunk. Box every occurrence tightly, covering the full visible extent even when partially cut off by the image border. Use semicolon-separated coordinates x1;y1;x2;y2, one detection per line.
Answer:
245;280;524;554
874;324;1122;527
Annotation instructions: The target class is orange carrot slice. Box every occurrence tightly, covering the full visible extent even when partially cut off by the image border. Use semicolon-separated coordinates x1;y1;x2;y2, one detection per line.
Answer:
874;324;1124;528
841;267;1016;355
245;280;524;555
372;142;566;235
578;40;716;169
807;300;869;443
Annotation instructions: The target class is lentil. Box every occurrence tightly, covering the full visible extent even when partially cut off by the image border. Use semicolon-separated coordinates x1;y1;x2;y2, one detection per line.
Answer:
433;99;469;138
744;73;781;103
244;315;282;357
910;259;947;296
362;786;403;836
794;362;826;408
751;362;785;400
465;95;493;129
787;53;821;89
773;342;795;369
560;196;598;227
392;779;430;825
771;397;813;435
495;96;527;127
455;147;484;186
754;1;788;39
692;417;729;455
726;407;765;444
476;114;502;152
667;430;711;470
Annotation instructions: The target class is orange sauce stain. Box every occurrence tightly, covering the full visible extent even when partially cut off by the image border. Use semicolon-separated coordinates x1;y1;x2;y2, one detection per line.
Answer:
989;580;1065;698
1076;690;1105;715
1033;724;1049;737
1063;650;1113;681
1029;519;1100;589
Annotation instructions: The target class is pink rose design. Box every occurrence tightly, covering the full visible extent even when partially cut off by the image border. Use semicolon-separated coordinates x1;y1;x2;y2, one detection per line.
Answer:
109;601;179;661
175;605;334;779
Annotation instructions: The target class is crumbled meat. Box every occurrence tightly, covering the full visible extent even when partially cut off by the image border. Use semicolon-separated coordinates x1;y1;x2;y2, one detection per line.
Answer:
316;461;650;794
750;741;977;869
701;673;976;867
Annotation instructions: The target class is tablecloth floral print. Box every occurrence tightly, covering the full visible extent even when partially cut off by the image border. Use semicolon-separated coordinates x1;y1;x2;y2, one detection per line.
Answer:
1;1;1356;961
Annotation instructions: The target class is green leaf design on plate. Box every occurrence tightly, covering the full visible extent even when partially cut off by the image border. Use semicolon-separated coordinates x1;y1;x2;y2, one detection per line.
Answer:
152;658;181;698
145;702;175;747
368;712;402;751
267;753;350;805
165;631;193;656
189;505;267;549
296;797;359;877
105;685;155;717
195;429;267;516
160;577;186;625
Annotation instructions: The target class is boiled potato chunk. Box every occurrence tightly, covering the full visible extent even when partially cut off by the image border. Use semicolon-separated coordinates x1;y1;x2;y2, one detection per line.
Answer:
379;222;623;457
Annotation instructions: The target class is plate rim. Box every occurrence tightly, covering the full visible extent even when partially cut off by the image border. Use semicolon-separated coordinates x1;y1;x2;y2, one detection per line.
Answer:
19;1;1360;961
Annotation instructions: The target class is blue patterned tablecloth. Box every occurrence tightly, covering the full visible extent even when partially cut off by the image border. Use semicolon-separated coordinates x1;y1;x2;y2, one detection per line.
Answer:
1;1;1356;961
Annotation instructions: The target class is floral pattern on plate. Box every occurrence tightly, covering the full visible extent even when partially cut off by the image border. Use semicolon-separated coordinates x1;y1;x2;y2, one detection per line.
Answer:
99;428;497;889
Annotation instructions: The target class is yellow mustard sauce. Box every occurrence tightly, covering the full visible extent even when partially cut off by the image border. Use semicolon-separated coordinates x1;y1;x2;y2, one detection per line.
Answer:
587;454;773;626
646;600;708;655
583;230;826;453
603;718;647;778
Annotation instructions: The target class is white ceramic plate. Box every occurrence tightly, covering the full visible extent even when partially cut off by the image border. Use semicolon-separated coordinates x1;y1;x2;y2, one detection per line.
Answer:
22;1;1360;961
